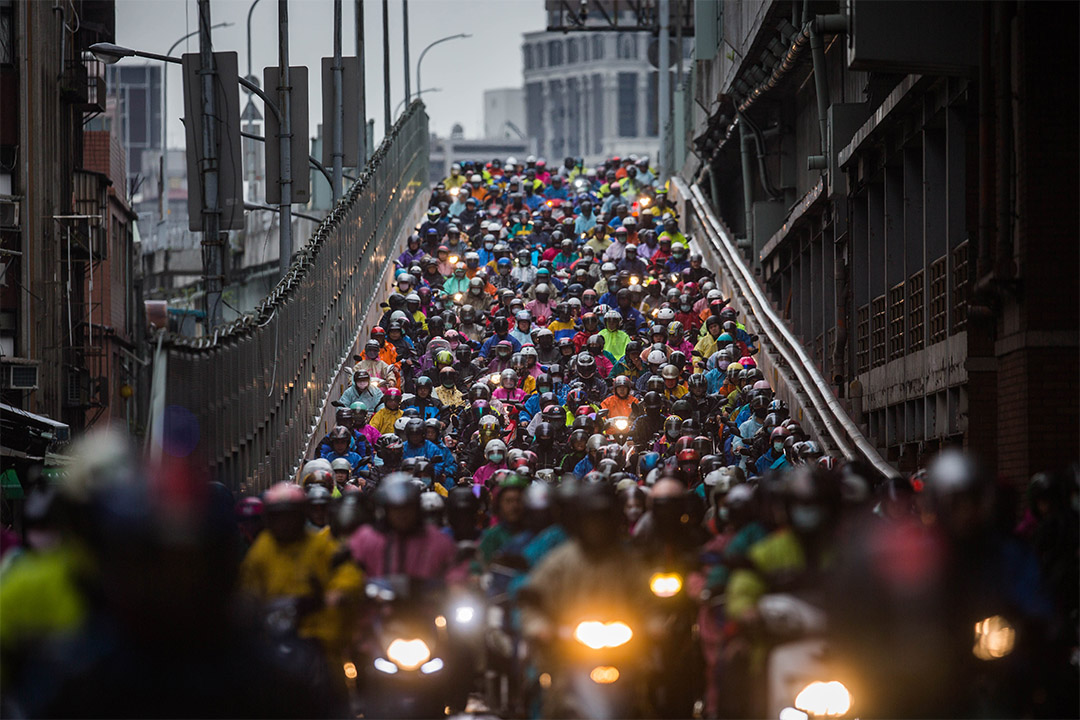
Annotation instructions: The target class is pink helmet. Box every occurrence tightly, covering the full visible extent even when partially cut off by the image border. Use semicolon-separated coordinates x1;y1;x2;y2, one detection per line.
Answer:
263;482;306;508
384;387;403;399
235;496;264;518
738;355;757;368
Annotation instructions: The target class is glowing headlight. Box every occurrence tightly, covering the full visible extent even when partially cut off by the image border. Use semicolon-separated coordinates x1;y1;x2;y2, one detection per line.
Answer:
670;273;680;283
973;615;1015;660
630;275;640;285
489;373;501;385
613;417;629;432
449;187;459;196
649;572;683;598
453;293;463;302
454;605;476;624
639;197;651;207
794;681;852;717
449;255;460;265
420;657;444;674
343;661;358;679
590;665;620;684
386;638;431;671
574;621;633;650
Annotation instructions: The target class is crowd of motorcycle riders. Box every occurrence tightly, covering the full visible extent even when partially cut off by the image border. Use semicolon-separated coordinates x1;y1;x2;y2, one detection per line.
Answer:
1;154;1077;719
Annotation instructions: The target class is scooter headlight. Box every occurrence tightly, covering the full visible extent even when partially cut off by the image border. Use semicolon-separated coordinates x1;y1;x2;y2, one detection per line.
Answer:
573;620;633;650
973;615;1015;660
489;373;501;385
454;604;477;625
613;417;629;432
386;638;431;671
794;680;852;717
649;572;683;598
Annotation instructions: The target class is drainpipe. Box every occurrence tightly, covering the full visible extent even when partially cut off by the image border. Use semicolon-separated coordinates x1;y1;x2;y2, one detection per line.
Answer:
739;121;755;251
994;1;1015;281
807;27;830;171
807;9;849;171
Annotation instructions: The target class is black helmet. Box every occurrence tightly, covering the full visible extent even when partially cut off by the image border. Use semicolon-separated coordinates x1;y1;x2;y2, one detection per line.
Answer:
375;472;422;508
576;352;596;378
377;433;404;463
404;418;424;440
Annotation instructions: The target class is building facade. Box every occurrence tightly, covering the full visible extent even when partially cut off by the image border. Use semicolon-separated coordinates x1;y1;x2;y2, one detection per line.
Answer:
683;0;1078;484
522;29;663;165
483;88;527;141
0;0;146;444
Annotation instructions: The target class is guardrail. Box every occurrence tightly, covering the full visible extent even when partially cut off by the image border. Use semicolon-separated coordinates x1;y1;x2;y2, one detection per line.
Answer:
672;177;897;479
150;102;429;491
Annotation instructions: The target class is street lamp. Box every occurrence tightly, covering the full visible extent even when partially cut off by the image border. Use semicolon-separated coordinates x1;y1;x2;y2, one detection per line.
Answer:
395;87;440;117
416;33;470;102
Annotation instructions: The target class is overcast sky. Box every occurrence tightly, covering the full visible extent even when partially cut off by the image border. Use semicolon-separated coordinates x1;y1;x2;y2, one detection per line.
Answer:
115;0;543;148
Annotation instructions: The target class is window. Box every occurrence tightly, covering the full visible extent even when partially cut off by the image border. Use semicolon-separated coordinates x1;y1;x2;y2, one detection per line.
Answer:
591;74;604;154
567;39;578;64
591;35;605;60
547;40;563;66
617;33;637;59
0;1;13;65
535;43;544;68
617;73;638;137
646;71;658;135
523;45;533;70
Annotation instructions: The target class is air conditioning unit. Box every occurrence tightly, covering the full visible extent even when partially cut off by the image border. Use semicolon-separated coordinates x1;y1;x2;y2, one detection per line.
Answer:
2;363;39;390
0;195;19;229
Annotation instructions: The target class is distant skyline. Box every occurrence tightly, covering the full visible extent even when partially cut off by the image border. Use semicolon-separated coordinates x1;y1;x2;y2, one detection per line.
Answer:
114;0;544;149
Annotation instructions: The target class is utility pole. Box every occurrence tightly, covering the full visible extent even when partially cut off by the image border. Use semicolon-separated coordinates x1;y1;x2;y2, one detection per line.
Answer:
331;0;344;201
658;0;670;181
402;0;411;104
197;0;224;328
276;0;293;276
355;0;367;166
382;0;391;134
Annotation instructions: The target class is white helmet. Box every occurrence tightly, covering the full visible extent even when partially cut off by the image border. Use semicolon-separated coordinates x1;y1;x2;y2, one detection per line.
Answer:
330;457;353;473
394;416;410;434
420;490;445;514
301;458;334;485
506;156;518;167
485;439;507;461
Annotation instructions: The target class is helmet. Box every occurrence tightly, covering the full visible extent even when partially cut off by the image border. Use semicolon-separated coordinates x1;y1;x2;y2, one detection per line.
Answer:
485;439;508;463
330;457;353;474
576;352;596;378
404;417;424;439
661;364;680;380
235;496;264;518
375;472;422;508
307;484;332;505
264;482;306;510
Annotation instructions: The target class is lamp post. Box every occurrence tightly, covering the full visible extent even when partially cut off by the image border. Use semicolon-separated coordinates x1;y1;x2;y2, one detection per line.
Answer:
416;33;470;104
395;87;440;118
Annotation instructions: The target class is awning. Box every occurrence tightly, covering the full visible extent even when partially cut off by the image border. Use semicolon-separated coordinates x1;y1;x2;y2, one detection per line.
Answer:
1;403;71;461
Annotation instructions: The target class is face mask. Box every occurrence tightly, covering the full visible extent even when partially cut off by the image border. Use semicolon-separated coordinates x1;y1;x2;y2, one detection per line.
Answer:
717;506;730;522
790;504;824;532
489;453;504;464
624;505;644;524
773;441;785;453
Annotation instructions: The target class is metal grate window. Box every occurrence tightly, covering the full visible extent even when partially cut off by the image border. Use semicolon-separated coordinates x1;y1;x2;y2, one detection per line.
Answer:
908;270;925;353
871;295;887;368
814;333;824;371
888;282;905;361
856;303;871;374
928;256;948;344
952;241;969;333
825;326;836;378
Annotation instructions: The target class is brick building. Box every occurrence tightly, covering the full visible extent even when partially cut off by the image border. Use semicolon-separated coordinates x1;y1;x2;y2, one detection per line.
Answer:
683;1;1078;484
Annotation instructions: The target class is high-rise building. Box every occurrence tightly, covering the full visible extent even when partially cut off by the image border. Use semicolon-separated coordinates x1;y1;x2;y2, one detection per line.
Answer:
522;29;682;165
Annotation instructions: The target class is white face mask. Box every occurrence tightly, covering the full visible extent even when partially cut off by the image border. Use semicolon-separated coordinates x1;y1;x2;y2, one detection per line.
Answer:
790;504;824;532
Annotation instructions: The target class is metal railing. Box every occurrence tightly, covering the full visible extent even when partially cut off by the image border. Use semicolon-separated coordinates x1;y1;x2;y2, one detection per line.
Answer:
675;177;897;479
152;102;429;490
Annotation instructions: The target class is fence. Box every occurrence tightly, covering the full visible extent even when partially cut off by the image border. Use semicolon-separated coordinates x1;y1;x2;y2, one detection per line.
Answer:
152;102;428;491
